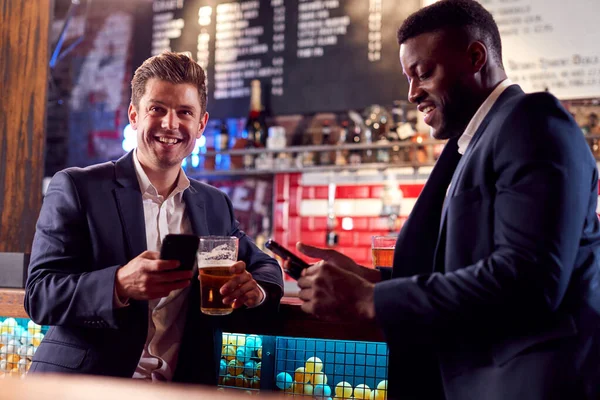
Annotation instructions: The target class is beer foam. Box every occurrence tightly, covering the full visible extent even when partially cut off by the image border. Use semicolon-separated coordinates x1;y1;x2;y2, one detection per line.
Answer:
198;243;237;266
198;260;233;267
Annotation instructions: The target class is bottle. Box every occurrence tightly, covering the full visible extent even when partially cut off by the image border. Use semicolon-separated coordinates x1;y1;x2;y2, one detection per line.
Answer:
335;119;349;166
318;120;333;166
375;129;390;164
216;120;230;170
301;132;316;167
392;100;415;163
217;120;230;151
243;80;267;169
347;121;362;165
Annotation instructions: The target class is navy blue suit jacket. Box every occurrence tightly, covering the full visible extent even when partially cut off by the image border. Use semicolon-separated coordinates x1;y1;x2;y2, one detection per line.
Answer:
24;151;283;383
375;86;600;399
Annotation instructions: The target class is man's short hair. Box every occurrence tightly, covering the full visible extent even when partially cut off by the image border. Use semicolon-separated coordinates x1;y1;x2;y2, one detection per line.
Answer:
397;0;503;68
131;52;208;114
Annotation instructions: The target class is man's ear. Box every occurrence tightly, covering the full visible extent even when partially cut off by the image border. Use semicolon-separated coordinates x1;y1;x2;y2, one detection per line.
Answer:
467;41;487;73
196;111;210;139
128;103;138;130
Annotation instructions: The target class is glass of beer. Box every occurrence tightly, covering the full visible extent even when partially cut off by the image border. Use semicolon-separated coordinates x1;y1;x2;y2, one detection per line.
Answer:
371;235;396;268
197;236;239;316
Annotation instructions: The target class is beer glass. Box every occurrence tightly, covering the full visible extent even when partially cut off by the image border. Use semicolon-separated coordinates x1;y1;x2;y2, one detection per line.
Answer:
371;235;396;268
197;236;239;315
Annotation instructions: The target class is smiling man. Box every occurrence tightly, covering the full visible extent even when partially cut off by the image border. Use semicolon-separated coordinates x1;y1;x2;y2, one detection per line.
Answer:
25;52;283;383
295;1;600;399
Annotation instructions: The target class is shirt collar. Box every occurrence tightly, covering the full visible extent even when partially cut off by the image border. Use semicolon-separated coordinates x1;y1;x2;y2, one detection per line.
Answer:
457;78;513;155
132;148;190;199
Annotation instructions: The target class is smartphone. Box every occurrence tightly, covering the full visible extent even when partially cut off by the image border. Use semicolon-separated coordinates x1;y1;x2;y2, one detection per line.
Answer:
160;234;200;271
265;239;310;280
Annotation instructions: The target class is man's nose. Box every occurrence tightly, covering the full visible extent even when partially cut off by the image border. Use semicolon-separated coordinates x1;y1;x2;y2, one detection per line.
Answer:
408;81;423;104
161;110;179;130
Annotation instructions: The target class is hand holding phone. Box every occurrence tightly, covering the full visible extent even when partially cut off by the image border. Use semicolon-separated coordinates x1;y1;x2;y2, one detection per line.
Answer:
160;234;200;271
265;239;310;280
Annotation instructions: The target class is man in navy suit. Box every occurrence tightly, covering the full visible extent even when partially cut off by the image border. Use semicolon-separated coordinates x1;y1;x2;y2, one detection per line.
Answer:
25;52;283;383
296;1;600;399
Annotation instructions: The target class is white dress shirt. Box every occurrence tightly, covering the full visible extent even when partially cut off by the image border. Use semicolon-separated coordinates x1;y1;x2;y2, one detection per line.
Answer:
116;149;266;382
457;79;514;154
131;149;193;382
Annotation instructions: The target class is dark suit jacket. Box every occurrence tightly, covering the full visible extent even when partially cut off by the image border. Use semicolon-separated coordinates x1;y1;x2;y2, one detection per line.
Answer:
24;151;283;383
375;86;600;399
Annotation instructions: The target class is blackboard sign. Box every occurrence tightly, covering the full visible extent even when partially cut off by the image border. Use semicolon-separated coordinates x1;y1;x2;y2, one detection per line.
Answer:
149;0;419;119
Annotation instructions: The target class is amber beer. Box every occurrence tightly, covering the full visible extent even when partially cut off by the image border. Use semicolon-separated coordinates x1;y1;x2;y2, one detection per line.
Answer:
199;265;234;315
198;236;239;316
371;235;396;268
371;247;395;268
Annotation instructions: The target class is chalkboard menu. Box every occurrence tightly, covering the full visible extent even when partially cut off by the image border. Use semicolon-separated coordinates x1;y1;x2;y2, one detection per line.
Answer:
149;0;419;119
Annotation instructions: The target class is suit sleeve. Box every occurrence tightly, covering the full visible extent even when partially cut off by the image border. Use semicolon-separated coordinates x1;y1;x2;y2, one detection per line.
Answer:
223;192;284;308
25;171;122;329
374;94;596;342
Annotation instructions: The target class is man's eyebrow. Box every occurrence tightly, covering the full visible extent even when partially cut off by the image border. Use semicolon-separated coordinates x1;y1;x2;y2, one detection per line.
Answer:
405;61;419;73
148;99;197;111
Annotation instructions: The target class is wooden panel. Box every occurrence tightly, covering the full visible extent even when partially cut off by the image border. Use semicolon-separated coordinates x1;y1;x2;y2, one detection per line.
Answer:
0;288;29;319
0;0;50;253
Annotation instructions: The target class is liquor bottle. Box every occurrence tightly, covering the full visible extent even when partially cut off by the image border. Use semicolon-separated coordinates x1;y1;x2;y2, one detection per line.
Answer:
347;121;363;165
318;120;333;166
301;132;316;167
375;130;390;164
216;120;230;170
391;100;415;163
217;120;230;151
243;80;267;169
335;119;349;166
363;104;390;163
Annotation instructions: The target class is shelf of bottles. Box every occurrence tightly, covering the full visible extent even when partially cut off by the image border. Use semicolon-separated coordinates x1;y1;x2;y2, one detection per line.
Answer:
187;140;444;177
186;95;448;177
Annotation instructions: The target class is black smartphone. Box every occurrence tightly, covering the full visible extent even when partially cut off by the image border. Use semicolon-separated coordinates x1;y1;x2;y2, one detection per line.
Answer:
160;234;200;271
265;239;310;280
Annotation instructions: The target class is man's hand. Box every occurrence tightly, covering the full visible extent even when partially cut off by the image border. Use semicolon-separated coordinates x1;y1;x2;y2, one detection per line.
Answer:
297;261;376;322
219;261;265;309
296;242;382;283
115;251;193;301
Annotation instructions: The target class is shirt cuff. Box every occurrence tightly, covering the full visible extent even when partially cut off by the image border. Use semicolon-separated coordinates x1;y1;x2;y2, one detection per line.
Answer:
248;284;267;308
113;287;130;308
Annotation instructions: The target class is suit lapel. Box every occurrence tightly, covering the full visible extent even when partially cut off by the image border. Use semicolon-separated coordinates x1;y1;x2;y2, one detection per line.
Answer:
113;151;147;260
183;186;210;237
392;137;462;278
433;85;525;271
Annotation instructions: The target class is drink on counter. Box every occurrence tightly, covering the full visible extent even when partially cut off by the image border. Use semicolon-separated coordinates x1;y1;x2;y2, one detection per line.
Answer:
198;236;239;315
371;235;396;268
371;247;395;268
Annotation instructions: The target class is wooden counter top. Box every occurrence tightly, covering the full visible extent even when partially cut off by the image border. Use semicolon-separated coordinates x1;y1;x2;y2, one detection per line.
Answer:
0;288;384;343
0;288;28;319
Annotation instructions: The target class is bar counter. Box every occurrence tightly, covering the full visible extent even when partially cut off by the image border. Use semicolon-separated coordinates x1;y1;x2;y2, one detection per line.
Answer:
0;288;384;342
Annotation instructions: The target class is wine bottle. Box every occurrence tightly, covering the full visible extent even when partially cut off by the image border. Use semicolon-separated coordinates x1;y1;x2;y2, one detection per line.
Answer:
243;80;267;169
